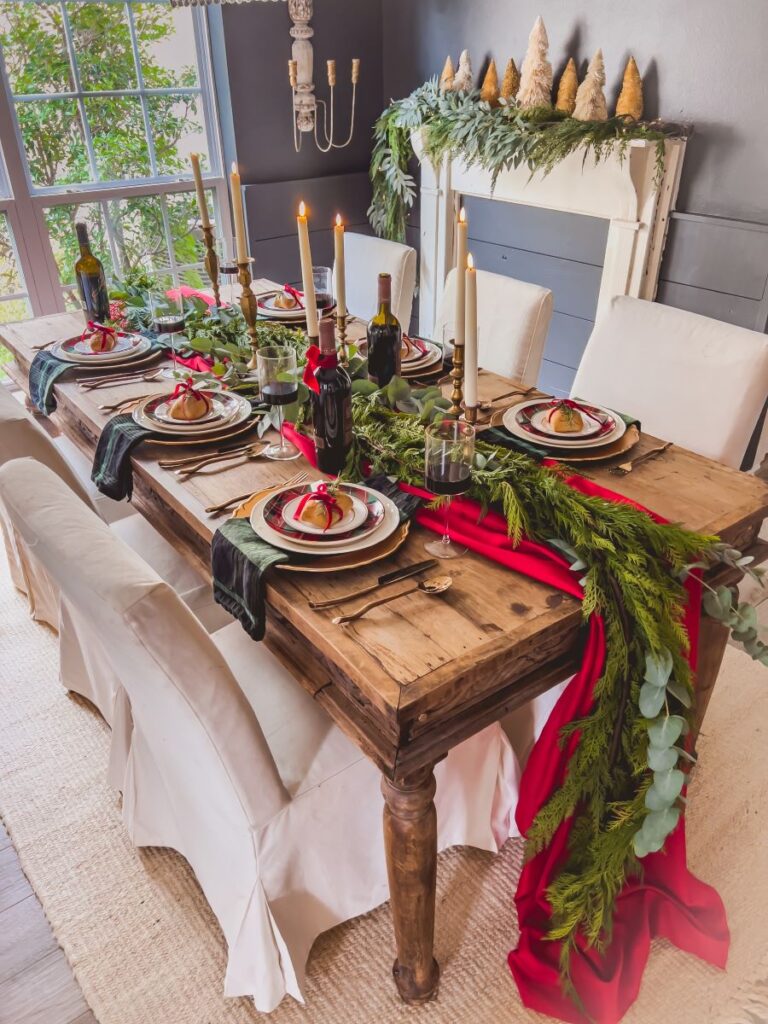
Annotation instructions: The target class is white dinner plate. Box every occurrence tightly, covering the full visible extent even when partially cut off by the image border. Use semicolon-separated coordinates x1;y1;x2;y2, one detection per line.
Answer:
52;332;150;365
281;491;369;536
250;484;400;557
133;390;252;436
502;399;627;449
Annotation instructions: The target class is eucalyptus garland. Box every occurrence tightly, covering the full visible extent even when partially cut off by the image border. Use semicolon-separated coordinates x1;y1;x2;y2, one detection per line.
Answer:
342;382;765;990
369;79;689;243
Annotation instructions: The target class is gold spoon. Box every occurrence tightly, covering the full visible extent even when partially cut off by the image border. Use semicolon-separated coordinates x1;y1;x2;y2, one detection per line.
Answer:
332;575;453;625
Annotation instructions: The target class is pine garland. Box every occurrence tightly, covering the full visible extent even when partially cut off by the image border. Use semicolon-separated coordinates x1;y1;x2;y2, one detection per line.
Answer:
368;79;689;242
343;387;765;990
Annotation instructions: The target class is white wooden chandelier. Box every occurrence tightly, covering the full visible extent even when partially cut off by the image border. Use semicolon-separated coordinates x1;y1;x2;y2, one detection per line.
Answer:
171;0;360;154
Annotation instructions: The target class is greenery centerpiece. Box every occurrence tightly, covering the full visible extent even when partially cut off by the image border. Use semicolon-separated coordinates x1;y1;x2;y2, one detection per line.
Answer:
342;380;765;992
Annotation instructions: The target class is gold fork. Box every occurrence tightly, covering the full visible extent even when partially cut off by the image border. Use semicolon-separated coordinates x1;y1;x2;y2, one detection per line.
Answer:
176;444;266;477
98;392;155;413
204;471;308;517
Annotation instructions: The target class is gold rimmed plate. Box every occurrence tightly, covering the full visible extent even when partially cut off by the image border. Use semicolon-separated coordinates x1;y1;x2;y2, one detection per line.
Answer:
486;410;641;463
232;487;411;572
145;415;261;448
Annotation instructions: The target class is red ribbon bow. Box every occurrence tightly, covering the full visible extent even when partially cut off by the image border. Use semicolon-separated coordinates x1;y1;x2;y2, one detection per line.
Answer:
282;284;305;309
171;376;211;407
302;343;338;394
292;482;342;531
82;320;126;352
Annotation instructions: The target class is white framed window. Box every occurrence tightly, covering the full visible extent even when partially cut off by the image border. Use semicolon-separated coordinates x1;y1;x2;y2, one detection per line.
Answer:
0;0;230;320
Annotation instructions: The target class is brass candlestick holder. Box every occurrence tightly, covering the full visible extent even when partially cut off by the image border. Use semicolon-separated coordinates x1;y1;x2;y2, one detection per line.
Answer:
336;310;349;366
236;257;260;370
201;224;221;308
448;339;465;418
464;403;478;425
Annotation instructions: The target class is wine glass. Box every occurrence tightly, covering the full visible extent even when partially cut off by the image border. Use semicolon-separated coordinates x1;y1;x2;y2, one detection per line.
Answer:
423;417;475;559
313;266;333;312
257;345;301;461
145;263;185;371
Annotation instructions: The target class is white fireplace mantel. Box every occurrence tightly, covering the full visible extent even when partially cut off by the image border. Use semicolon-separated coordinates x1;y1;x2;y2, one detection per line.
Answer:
414;132;686;338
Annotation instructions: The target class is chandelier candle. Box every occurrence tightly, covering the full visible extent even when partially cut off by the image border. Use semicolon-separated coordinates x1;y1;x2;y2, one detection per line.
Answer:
311;318;352;474
334;214;347;319
297;201;319;339
464;253;478;419
367;272;402;387
189;153;210;230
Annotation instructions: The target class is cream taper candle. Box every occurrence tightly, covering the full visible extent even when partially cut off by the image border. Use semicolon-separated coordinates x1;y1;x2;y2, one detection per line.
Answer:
190;153;210;230
230;163;248;263
464;252;478;409
454;206;468;348
297;201;319;338
334;214;347;319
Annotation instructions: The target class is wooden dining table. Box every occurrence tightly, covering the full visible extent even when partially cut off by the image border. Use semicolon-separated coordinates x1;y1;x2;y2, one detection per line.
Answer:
3;293;768;1006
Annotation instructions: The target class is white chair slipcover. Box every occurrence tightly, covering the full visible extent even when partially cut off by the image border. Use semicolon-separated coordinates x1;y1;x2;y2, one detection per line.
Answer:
0;458;521;1013
334;232;417;328
435;268;553;387
572;296;768;470
0;385;225;631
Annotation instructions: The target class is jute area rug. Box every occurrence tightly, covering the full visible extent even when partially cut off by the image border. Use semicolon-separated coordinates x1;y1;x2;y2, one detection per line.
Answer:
1;561;767;1024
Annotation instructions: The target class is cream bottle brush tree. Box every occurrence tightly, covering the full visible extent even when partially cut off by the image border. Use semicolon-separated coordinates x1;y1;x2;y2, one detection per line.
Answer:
452;49;474;92
573;48;608;121
516;15;553;109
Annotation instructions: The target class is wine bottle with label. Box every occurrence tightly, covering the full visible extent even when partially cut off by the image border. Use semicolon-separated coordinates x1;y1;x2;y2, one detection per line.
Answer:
312;318;352;475
74;221;110;323
367;272;401;387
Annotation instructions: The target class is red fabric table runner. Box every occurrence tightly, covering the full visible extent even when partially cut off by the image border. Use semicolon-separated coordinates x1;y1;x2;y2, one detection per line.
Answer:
281;423;729;1022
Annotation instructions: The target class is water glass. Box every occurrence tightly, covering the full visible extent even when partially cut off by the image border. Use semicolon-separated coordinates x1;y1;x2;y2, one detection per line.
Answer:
257;345;301;461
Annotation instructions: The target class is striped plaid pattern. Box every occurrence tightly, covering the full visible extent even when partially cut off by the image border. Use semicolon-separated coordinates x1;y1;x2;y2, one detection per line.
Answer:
211;473;423;642
29;350;72;415
91;414;159;501
211;518;289;642
29;333;164;416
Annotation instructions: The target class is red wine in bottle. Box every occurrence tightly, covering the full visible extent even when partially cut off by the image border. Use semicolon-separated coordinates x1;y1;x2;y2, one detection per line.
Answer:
312;318;352;475
367;272;401;387
74;222;110;322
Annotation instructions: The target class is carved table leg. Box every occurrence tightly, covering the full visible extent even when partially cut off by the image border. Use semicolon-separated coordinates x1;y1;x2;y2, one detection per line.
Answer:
381;765;440;1003
692;602;732;747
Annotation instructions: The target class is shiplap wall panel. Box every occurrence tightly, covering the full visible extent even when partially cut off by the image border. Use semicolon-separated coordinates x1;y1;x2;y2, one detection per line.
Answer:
656;281;762;331
661;215;768;300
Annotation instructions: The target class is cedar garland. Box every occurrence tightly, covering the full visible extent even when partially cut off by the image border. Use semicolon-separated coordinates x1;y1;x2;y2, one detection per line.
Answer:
368;79;688;243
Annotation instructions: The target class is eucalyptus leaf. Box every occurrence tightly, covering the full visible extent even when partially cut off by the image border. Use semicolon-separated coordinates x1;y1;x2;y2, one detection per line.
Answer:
647;745;678;771
351;378;378;396
652;768;685;803
666;677;692;709
639;681;666;718
642;807;681;843
648;715;684;748
644;649;673;688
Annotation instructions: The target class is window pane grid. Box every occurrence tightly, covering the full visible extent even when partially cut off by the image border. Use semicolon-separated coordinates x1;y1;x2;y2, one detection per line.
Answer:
126;0;158;177
59;0;100;182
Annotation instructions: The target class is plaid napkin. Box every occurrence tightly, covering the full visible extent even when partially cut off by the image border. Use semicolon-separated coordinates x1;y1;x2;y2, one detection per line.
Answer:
29;333;164;416
211;473;423;641
91;414;161;501
485;403;640;460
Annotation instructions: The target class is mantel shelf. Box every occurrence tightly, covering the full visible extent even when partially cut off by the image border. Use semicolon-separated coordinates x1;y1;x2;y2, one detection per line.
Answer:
413;129;687;336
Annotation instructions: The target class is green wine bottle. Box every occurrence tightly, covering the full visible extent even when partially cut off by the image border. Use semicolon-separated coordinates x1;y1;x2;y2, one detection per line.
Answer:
74;222;110;322
366;272;402;387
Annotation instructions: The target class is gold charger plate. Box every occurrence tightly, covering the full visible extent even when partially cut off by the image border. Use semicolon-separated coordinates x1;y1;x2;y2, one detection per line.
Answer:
486;411;640;463
75;347;165;375
145;415;261;448
233;487;410;573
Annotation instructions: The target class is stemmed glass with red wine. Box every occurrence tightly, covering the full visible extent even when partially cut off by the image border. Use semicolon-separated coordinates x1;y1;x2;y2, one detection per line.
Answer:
423;417;475;559
257;345;301;461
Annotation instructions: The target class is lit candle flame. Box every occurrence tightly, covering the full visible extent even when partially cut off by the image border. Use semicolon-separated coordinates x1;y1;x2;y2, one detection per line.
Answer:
299;200;306;218
467;252;474;270
335;213;343;227
459;206;467;224
231;161;238;174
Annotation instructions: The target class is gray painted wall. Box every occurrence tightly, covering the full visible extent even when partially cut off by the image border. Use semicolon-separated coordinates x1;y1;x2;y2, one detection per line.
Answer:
211;0;383;285
382;0;768;394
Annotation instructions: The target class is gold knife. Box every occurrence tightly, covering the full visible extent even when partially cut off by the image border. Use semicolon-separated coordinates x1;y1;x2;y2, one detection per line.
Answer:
309;559;438;610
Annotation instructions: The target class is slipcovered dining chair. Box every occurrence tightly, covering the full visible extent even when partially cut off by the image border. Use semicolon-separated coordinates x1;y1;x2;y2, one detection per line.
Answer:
0;457;520;1013
0;384;225;631
572;296;768;470
435;267;553;386
334;232;417;327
